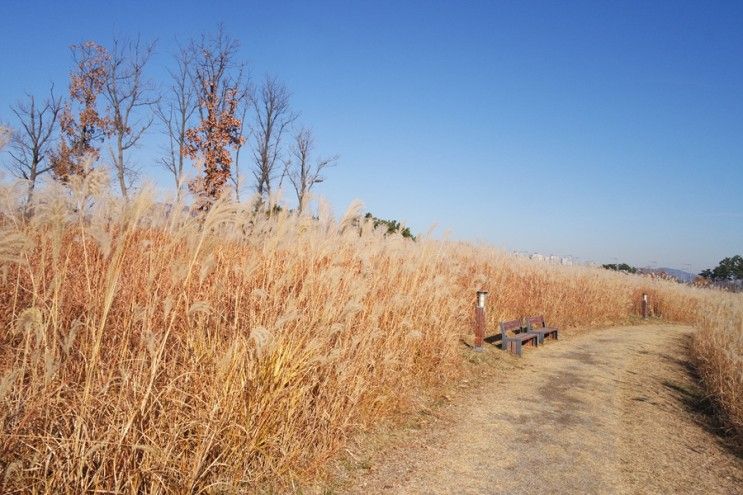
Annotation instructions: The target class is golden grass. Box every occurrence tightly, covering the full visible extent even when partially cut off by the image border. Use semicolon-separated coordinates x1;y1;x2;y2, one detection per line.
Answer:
690;296;743;437
0;175;740;492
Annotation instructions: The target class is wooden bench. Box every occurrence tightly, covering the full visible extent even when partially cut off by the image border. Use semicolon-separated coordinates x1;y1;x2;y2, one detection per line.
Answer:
525;315;559;344
500;319;538;357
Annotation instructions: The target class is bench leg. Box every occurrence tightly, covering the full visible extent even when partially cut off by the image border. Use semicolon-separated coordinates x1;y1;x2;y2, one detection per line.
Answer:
516;340;522;357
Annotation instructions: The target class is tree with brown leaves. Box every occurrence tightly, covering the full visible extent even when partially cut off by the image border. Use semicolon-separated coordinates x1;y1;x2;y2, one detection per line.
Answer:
184;29;245;210
51;41;112;181
0;126;11;150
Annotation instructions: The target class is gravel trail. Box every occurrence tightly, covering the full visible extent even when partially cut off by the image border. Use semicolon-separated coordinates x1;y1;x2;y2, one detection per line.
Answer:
345;325;742;494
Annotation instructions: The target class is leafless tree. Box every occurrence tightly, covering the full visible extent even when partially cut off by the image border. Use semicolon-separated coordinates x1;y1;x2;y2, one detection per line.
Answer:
230;85;252;202
252;75;297;198
4;86;62;204
155;45;197;201
285;127;338;213
104;36;157;200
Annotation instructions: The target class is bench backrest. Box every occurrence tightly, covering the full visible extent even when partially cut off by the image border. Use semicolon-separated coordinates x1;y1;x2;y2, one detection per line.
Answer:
500;319;523;337
526;315;545;330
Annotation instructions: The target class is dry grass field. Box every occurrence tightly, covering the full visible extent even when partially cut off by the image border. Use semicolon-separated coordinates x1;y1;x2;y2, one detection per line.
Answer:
0;172;741;492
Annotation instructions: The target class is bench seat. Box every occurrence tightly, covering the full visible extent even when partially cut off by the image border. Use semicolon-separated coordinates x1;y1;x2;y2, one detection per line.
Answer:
500;319;539;357
525;315;559;344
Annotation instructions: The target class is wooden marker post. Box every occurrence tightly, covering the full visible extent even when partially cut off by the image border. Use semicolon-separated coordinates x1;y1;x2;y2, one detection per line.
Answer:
474;290;488;352
642;293;648;319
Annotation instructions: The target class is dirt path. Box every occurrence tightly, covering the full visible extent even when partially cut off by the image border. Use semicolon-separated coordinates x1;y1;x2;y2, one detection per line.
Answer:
342;325;742;494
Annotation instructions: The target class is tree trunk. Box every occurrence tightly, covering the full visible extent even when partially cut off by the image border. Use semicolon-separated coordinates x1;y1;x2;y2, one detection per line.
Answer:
117;135;128;199
25;169;37;215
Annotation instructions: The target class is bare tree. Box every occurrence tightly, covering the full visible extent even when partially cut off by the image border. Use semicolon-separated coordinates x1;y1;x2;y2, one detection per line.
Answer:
155;44;197;201
230;83;252;202
285;127;338;213
5;86;62;204
183;27;245;210
104;36;157;199
252;75;297;199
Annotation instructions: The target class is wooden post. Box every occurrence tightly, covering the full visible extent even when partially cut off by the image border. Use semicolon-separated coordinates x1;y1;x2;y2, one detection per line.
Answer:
642;293;648;319
474;290;488;352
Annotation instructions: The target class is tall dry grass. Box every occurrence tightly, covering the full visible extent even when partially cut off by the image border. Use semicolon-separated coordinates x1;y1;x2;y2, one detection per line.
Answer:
689;294;743;436
0;174;740;492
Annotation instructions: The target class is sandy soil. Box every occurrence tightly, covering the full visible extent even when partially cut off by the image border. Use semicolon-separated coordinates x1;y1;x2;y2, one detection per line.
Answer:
337;324;742;494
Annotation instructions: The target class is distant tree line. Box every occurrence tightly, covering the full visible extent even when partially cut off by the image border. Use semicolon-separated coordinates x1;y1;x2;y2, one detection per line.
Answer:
601;263;637;274
1;25;338;212
700;255;743;282
363;213;415;240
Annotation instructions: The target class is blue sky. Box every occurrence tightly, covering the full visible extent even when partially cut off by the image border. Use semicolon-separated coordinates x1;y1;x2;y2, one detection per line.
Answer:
1;1;741;272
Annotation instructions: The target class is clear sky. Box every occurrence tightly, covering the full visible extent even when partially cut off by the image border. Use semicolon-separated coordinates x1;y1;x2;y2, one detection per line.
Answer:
1;1;741;273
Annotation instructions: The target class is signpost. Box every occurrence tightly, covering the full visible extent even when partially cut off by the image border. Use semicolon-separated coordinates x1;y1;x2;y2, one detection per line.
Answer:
474;290;488;352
